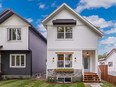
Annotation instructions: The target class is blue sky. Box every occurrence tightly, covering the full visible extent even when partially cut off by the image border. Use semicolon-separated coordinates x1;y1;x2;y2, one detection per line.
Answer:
1;0;116;54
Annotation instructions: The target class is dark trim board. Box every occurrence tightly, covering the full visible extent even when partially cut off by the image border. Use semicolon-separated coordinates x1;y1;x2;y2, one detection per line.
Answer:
1;50;32;77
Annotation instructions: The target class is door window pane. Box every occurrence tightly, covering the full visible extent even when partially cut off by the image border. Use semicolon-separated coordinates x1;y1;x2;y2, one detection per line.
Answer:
16;55;20;66
11;56;15;66
57;54;64;67
66;27;72;32
65;33;72;39
65;54;72;67
84;58;88;69
17;29;21;40
21;55;24;66
12;29;16;40
57;27;64;32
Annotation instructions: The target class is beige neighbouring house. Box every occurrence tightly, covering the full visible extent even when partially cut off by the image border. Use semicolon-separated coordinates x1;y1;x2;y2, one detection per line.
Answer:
42;3;103;83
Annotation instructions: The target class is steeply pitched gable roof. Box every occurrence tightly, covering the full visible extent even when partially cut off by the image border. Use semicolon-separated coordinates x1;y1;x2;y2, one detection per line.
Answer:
0;9;47;43
106;48;116;60
42;3;103;37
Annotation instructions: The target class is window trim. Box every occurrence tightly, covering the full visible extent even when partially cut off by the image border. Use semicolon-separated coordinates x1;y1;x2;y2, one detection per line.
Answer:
108;62;113;67
57;26;73;40
57;76;72;83
10;54;26;68
7;28;21;41
57;53;72;68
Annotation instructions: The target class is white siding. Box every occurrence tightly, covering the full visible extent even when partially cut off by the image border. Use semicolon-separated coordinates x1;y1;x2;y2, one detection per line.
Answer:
105;52;116;71
47;9;99;71
0;14;29;50
47;50;82;69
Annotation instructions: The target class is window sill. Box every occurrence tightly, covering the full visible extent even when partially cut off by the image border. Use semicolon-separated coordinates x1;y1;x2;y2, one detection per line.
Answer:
10;66;26;68
7;40;22;42
56;39;73;41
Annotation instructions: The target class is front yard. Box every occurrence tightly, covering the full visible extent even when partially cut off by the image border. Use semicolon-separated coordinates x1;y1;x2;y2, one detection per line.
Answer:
0;79;88;87
101;80;116;87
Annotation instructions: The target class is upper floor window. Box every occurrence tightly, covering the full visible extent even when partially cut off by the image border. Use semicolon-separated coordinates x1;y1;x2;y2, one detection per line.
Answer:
7;28;21;41
57;26;72;39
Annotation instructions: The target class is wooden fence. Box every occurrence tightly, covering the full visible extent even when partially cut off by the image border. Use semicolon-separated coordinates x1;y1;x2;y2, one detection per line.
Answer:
99;65;116;85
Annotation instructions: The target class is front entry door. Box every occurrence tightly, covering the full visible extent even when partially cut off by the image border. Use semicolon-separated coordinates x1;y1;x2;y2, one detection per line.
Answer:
83;56;90;72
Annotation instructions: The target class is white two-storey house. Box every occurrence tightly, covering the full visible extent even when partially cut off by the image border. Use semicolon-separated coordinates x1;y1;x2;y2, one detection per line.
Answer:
43;3;103;83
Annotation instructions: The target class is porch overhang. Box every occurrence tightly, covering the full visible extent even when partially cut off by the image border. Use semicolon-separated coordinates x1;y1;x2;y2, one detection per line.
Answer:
0;45;3;49
52;19;76;25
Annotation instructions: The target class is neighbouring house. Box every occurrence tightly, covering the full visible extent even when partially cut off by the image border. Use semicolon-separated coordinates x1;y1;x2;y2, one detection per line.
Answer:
42;3;103;83
105;48;116;76
0;9;47;78
98;58;106;65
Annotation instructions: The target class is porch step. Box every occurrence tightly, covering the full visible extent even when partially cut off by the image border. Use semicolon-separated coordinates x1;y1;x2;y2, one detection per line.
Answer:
83;72;100;83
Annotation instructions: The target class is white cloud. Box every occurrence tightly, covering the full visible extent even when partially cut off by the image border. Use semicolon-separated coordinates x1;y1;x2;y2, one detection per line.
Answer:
100;37;116;45
105;28;116;34
99;37;116;54
37;23;47;38
37;23;46;32
76;0;116;13
26;18;33;23
84;15;113;28
51;1;58;7
39;3;45;9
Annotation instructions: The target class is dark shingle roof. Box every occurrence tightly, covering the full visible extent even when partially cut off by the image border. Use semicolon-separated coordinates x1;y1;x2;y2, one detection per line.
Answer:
0;9;47;43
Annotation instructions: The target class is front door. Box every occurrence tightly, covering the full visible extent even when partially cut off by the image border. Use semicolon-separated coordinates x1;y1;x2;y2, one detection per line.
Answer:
83;56;90;72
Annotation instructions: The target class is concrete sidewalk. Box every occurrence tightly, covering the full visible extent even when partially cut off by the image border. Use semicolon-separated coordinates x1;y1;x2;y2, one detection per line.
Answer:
84;83;101;87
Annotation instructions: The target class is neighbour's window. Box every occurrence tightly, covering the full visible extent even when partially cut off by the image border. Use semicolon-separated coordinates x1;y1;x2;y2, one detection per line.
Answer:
10;54;26;68
57;26;72;39
108;62;113;67
8;28;21;41
57;53;72;68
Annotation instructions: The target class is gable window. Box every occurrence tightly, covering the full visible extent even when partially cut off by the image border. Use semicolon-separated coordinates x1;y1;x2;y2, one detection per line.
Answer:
57;26;72;39
10;54;26;68
108;62;113;67
8;28;21;41
57;53;72;68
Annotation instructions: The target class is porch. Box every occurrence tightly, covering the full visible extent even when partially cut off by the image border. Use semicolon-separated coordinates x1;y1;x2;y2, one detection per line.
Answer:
82;50;101;83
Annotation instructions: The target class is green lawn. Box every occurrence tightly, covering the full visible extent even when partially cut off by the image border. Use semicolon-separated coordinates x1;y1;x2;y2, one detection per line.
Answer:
0;79;89;87
101;80;116;87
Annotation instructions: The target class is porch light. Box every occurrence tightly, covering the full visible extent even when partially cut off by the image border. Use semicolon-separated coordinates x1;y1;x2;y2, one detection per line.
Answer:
75;57;76;62
53;57;55;62
86;51;89;56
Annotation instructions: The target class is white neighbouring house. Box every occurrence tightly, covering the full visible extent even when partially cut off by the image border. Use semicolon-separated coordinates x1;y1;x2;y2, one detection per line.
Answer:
42;3;103;83
105;49;116;76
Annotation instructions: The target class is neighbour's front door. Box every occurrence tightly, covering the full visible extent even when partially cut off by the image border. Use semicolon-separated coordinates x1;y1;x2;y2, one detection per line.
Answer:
83;56;90;72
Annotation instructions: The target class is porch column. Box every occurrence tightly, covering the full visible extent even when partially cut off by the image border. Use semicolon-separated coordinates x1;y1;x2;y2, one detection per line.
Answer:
95;50;98;74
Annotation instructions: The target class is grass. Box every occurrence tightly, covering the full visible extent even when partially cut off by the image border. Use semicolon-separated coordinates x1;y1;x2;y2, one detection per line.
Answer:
101;80;116;87
0;79;88;87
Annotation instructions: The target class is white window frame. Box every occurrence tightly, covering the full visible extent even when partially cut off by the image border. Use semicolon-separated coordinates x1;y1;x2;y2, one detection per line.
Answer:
57;26;73;40
7;28;21;41
57;54;72;68
57;76;72;83
108;62;113;67
10;54;26;68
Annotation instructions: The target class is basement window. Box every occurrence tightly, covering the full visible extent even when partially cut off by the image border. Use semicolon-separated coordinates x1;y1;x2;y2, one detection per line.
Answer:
57;77;71;83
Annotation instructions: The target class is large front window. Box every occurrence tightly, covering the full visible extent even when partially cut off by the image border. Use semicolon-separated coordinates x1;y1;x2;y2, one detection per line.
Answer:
10;54;26;68
57;26;72;39
57;54;72;68
8;28;21;41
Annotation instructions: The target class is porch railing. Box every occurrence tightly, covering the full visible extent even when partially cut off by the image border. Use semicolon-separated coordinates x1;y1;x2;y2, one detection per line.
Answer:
98;66;101;81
